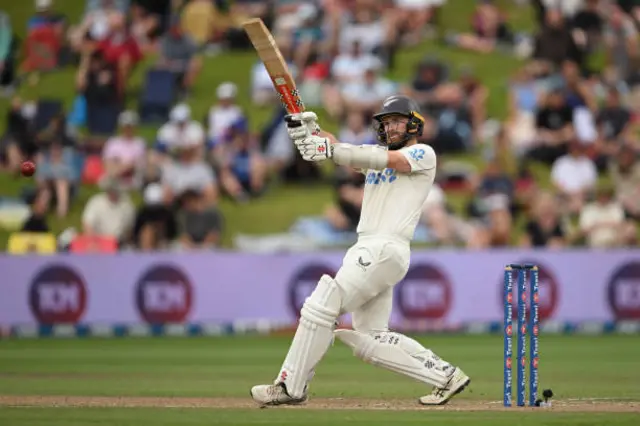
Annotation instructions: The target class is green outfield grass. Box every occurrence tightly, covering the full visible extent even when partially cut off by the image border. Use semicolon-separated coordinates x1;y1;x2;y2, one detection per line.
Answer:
0;335;639;425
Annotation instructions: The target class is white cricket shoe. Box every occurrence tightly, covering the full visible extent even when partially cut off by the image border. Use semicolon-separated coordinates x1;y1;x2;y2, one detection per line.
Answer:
418;367;470;406
250;383;308;407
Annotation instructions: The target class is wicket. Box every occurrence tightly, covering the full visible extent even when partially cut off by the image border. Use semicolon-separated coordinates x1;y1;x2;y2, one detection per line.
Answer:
503;264;539;407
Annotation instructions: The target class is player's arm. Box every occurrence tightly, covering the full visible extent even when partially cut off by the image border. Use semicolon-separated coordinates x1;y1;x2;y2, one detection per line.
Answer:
331;143;436;174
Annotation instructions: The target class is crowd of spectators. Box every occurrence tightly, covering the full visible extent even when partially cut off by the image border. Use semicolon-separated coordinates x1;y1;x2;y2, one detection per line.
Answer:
0;0;639;253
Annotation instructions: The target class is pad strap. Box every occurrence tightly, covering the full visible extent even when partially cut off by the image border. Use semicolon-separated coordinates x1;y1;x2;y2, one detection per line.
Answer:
332;143;388;170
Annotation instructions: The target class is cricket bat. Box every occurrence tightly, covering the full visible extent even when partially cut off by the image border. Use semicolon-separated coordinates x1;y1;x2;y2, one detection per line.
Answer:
242;18;305;115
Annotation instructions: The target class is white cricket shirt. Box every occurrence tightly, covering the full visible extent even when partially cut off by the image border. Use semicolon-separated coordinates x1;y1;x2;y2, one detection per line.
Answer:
357;144;437;240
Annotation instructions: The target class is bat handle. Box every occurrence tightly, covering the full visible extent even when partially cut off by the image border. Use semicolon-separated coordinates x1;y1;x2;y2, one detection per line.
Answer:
284;115;303;128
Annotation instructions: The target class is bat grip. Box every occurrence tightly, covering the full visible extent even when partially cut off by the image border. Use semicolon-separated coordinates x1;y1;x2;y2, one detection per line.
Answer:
285;115;303;128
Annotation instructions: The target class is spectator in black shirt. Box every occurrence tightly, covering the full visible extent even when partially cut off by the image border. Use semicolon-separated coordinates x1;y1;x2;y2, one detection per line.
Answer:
521;191;567;248
528;89;574;164
133;183;177;251
597;87;632;156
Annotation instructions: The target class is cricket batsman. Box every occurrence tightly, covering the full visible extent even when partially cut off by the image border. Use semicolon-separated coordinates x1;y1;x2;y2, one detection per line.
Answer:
250;95;470;406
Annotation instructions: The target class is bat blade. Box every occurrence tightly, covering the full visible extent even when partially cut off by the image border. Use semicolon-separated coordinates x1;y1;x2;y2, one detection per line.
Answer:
242;18;305;114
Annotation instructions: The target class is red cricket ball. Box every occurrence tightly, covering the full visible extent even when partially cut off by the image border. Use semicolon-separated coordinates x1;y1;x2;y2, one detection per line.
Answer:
21;161;36;177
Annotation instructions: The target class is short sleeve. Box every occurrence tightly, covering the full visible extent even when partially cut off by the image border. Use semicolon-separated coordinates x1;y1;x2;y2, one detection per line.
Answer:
400;145;436;173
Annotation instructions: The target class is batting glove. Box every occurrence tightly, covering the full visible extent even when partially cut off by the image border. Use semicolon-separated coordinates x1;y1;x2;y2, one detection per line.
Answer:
295;135;332;162
285;111;320;141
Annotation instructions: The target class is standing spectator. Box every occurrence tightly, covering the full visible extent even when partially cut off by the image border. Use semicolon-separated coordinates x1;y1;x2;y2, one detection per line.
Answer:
579;184;637;247
157;20;202;95
176;189;223;250
77;50;119;121
551;141;598;214
102;110;146;189
520;191;567;248
35;141;77;218
132;183;177;251
82;177;135;245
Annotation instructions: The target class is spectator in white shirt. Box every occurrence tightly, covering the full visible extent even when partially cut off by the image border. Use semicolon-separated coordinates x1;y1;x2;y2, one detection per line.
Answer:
551;141;598;214
331;41;382;86
82;176;135;244
207;82;244;150
579;185;637;248
161;141;218;207
102;110;146;189
155;103;205;157
325;61;397;118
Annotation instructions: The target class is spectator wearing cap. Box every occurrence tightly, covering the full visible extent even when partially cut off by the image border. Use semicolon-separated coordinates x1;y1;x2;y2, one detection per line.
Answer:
154;103;205;161
551;141;598;215
207;82;244;149
82;176;135;245
157;18;202;96
132;183;177;251
216;117;268;202
176;189;223;250
102;110;146;189
161;139;218;207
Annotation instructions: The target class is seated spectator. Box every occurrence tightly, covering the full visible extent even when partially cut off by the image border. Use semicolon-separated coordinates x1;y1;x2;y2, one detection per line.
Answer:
579;184;637;248
157;20;201;96
447;0;514;53
36;111;75;148
154;103;205;162
82;176;135;246
77;50;120;118
94;14;143;96
325;167;364;232
330;41;382;86
28;0;66;33
406;57;449;111
428;83;473;153
506;65;540;155
467;159;515;218
21;188;50;233
603;4;638;83
102;110;146;189
596;87;632;157
2;97;37;174
161;141;218;206
338;110;376;146
457;67;488;137
570;0;604;53
474;193;514;247
132;183;177;251
176;189;223;250
393;0;440;46
207;82;244;148
532;8;582;68
610;145;640;220
338;4;390;58
551;141;598;214
217;119;267;202
35;141;77;218
68;0;124;52
520;191;567;248
333;62;397;119
529;89;574;165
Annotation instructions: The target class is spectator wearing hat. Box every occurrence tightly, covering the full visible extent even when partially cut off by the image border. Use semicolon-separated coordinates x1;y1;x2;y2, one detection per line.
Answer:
176;188;223;250
102;110;146;189
161;138;218;207
82;176;135;246
153;103;205;164
216;117;268;202
207;82;245;151
132;182;177;251
157;18;202;95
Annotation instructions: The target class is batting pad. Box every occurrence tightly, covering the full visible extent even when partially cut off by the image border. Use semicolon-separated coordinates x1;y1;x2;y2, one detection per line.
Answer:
277;275;341;398
334;329;450;388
